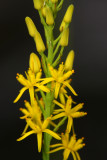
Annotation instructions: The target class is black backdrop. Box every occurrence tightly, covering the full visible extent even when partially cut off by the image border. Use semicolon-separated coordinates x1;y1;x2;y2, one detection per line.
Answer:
0;0;107;160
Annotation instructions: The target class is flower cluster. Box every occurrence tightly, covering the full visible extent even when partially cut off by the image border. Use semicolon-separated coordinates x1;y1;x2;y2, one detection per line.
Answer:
14;1;87;160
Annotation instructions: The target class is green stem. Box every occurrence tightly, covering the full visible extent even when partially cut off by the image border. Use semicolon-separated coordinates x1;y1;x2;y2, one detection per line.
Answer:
53;42;60;58
50;116;67;142
52;46;64;67
57;0;64;11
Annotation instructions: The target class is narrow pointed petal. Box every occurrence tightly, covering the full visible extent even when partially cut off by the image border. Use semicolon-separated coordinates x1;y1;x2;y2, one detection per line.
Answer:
14;87;28;103
67;116;73;133
43;129;61;140
52;112;66;120
35;84;50;92
63;81;77;96
71;112;87;118
42;117;51;130
63;148;70;160
41;77;54;85
29;87;34;105
71;103;83;113
53;100;64;109
71;151;77;160
49;147;64;153
75;151;81;160
59;71;73;82
54;82;61;99
37;133;42;152
21;123;29;135
17;130;35;141
50;143;63;148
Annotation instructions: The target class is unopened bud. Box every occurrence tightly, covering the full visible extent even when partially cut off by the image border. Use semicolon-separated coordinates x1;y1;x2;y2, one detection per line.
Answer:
60;28;69;46
25;17;37;37
33;0;44;10
51;0;58;3
29;53;41;73
41;6;47;17
34;31;46;52
64;50;75;71
46;7;54;25
64;4;74;23
59;20;66;32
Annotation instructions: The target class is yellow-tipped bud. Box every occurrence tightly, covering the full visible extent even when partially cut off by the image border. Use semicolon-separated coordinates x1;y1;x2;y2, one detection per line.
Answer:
29;53;41;73
46;7;54;25
64;4;74;23
34;31;46;52
64;50;75;71
59;20;66;32
60;28;69;46
51;0;58;3
41;6;47;17
33;0;44;10
25;17;37;37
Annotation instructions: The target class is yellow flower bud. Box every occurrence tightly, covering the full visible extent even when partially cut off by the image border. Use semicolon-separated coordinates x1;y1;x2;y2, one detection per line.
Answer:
60;28;69;46
64;4;74;23
46;7;54;25
29;53;41;73
41;6;47;17
64;50;75;71
51;0;58;3
33;0;44;10
59;20;66;32
25;17;37;37
34;31;46;52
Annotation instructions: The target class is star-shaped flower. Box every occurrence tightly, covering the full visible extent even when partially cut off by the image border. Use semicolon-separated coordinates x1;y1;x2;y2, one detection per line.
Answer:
49;132;85;160
52;96;87;133
17;117;61;152
14;69;50;104
41;63;77;99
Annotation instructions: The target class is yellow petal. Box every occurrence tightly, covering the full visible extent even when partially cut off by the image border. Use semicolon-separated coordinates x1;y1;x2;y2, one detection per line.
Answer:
59;71;73;82
71;112;87;118
17;130;35;141
40;77;54;85
49;147;64;153
75;151;81;160
34;83;50;92
29;87;34;105
43;129;61;140
52;112;65;120
53;100;64;109
13;87;28;103
21;123;29;135
37;133;42;152
71;151;77;160
66;116;73;133
42;117;51;130
68;135;76;148
59;92;65;105
63;148;70;160
54;82;61;99
24;100;32;113
71;103;84;113
50;143;63;148
63;81;77;96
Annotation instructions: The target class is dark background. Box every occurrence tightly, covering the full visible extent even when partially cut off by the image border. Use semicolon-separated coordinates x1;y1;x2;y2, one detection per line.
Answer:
0;0;107;160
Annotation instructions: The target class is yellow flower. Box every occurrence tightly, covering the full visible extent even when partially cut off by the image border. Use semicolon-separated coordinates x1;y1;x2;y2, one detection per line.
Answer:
14;68;49;104
41;63;77;99
17;117;61;152
49;132;85;160
46;7;54;25
52;96;87;133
